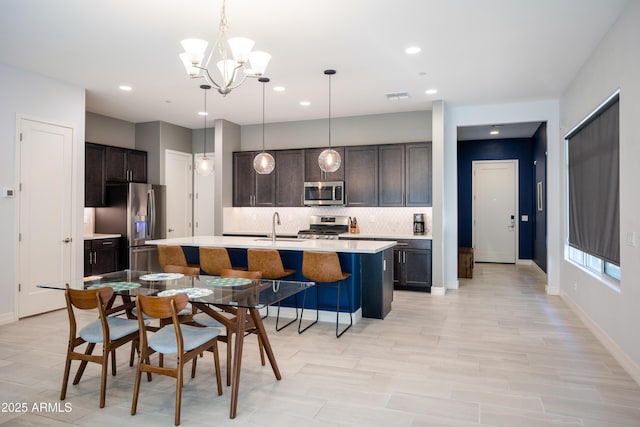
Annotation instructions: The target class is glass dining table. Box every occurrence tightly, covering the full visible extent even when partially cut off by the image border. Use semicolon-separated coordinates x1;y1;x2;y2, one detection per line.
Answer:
38;269;314;419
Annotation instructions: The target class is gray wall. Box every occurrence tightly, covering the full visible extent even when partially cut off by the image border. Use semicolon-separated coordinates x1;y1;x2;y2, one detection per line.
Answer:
86;112;135;148
239;110;431;151
559;0;640;378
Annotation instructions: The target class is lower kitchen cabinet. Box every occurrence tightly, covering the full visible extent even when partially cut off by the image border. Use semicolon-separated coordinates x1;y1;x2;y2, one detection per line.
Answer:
393;239;432;292
84;238;120;276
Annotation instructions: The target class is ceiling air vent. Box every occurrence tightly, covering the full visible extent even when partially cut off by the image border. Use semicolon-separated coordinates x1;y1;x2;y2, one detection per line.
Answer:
384;92;410;101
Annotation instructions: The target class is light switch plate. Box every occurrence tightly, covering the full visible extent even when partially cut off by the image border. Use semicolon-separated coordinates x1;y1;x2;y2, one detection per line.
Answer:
626;231;637;247
2;187;15;198
521;215;528;222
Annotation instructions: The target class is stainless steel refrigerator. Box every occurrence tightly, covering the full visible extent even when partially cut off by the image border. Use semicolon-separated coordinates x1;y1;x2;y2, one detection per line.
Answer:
95;183;166;272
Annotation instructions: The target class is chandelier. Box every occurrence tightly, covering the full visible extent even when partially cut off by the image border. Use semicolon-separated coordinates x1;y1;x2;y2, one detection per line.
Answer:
179;0;271;96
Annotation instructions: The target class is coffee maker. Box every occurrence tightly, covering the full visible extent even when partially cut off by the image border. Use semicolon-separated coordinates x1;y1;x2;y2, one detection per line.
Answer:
413;213;425;235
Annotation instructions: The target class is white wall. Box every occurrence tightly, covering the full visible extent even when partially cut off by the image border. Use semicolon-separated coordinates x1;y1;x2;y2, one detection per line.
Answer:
0;63;85;323
559;1;640;378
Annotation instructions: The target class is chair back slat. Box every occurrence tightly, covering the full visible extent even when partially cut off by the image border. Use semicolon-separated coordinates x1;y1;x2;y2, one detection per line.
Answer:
137;293;188;320
66;286;113;310
220;268;262;280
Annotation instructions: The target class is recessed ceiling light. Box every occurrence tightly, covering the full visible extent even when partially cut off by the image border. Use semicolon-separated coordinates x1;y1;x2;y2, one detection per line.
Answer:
198;111;208;116
405;46;421;55
425;89;438;95
299;101;310;106
119;85;132;91
273;86;285;92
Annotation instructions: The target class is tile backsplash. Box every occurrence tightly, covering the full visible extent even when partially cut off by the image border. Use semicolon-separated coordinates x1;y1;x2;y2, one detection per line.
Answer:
223;206;432;235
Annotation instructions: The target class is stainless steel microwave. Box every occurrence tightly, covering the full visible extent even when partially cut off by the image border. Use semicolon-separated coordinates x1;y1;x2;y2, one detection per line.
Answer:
303;181;344;206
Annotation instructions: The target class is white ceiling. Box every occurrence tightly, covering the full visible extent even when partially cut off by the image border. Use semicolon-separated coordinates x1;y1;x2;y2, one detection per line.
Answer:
0;0;628;130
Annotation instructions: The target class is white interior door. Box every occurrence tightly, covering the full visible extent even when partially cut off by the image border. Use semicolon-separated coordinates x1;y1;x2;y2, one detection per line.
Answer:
472;160;518;263
18;118;72;317
165;150;193;238
194;153;215;236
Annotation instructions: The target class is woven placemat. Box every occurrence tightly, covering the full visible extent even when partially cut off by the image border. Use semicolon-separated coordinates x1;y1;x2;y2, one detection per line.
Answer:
87;282;141;291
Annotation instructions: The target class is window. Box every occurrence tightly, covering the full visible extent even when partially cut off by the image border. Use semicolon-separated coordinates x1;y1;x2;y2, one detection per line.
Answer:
566;92;620;281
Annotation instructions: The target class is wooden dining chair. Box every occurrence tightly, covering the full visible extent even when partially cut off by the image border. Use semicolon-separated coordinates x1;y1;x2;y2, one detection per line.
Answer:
61;285;141;408
131;293;223;426
299;251;353;338
247;248;297;330
191;268;265;385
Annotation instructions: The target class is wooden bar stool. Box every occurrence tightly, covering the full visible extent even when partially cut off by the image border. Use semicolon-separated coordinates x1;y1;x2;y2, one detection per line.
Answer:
246;248;297;330
299;251;352;338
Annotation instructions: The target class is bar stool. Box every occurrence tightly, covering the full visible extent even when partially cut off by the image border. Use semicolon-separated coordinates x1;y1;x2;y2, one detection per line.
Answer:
299;251;352;338
157;245;199;271
199;247;245;276
246;248;297;330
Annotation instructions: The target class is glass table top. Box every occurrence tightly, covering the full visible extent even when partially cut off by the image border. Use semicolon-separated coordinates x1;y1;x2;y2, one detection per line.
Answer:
39;270;313;309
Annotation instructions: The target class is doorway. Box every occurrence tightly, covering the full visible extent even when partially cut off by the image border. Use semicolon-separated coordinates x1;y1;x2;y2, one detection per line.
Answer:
472;160;518;263
17;118;72;317
165;150;193;238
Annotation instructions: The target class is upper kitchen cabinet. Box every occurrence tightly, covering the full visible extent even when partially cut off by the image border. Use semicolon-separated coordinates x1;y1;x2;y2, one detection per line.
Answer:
233;151;275;207
275;149;305;207
405;142;432;206
378;142;432;207
85;142;107;207
345;145;378;206
378;144;405;206
105;146;147;183
304;147;345;182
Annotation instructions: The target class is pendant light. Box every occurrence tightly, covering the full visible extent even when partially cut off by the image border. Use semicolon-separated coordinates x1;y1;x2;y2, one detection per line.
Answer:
318;69;341;173
253;77;275;174
195;84;213;176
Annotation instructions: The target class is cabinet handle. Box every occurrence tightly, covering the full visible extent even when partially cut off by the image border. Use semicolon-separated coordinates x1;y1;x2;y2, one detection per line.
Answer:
403;251;406;263
102;241;113;246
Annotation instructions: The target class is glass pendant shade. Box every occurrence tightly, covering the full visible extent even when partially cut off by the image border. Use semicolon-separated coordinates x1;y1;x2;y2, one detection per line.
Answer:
318;148;341;173
253;152;275;174
196;155;213;176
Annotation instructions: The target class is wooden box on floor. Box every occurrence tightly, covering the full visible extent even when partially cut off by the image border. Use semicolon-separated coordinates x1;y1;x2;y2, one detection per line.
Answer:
458;247;474;279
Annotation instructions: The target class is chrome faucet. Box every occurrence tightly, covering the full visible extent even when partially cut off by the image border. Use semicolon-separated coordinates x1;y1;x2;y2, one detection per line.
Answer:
272;211;281;244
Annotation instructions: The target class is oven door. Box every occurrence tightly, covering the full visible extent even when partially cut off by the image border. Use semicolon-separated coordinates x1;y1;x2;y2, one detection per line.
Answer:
303;181;344;205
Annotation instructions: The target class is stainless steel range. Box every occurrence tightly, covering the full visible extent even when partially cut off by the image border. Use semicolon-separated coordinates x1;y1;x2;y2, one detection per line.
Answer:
297;215;350;240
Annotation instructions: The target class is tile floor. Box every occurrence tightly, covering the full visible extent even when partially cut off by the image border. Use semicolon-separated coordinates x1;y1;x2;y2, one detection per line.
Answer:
1;263;639;426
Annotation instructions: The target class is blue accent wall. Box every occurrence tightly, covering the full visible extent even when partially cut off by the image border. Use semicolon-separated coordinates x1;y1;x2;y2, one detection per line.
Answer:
457;138;535;260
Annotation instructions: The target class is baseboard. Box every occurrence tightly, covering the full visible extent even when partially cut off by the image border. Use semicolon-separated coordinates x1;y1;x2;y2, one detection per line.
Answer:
516;259;534;265
273;306;362;325
430;286;447;296
0;311;16;326
560;291;640;386
446;280;459;290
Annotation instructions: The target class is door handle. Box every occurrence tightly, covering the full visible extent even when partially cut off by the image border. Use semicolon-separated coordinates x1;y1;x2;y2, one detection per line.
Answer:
508;215;515;229
168;228;175;232
63;237;72;243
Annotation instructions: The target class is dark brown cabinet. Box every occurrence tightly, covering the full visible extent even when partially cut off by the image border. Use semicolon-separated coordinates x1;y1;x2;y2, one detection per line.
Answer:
345;145;378;206
304;147;345;182
84;238;120;276
85;143;107;207
393;239;432;292
233;151;275;207
105;146;147;183
378;144;405;206
405;142;432;206
275;149;305;206
378;142;432;207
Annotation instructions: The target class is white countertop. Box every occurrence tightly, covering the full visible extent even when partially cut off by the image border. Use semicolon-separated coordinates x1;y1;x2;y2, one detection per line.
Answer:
146;235;396;254
223;230;431;240
84;233;121;240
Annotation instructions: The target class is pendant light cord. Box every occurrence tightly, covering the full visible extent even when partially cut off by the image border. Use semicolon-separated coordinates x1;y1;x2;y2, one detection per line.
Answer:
262;79;266;152
328;72;332;149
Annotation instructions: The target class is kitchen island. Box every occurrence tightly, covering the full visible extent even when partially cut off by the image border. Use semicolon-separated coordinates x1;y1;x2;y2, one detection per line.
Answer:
146;236;396;321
